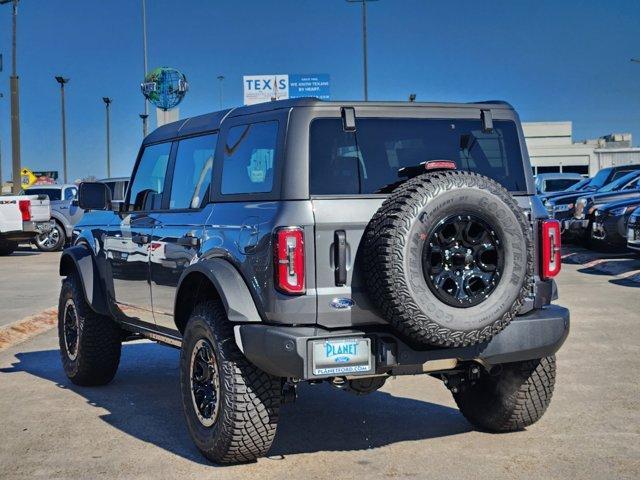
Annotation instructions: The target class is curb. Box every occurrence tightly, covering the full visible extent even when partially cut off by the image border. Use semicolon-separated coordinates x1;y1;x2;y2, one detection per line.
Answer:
0;308;58;351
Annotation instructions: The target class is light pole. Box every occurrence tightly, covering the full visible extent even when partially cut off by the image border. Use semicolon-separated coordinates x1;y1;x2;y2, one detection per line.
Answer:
1;0;22;193
103;97;112;178
217;75;225;110
55;76;70;184
141;0;149;137
139;114;148;137
347;0;378;101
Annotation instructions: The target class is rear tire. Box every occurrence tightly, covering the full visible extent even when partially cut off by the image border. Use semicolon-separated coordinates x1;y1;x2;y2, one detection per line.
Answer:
35;222;65;252
0;241;17;256
453;356;556;432
180;300;281;464
58;275;122;386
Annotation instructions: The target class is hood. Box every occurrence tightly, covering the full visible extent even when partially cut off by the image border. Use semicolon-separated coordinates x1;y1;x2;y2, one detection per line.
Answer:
598;195;640;214
545;191;586;206
587;189;640;207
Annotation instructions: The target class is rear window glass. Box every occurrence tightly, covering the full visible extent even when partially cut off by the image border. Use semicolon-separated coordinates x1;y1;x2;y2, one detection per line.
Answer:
25;188;61;201
309;118;527;194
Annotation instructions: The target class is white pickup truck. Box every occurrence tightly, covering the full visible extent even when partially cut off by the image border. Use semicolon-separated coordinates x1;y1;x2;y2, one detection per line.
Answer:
0;194;52;255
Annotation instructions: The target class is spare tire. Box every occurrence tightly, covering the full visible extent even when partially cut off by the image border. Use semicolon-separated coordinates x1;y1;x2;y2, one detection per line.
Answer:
363;170;532;347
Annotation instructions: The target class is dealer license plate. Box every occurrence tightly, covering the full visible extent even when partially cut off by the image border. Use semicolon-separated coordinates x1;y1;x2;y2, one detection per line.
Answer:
628;228;636;241
312;337;372;376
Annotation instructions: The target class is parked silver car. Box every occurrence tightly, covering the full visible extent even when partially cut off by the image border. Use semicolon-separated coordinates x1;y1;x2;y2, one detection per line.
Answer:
24;184;82;251
25;178;129;251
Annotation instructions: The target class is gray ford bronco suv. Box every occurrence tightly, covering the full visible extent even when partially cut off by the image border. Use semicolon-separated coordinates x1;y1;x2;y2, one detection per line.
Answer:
59;99;569;464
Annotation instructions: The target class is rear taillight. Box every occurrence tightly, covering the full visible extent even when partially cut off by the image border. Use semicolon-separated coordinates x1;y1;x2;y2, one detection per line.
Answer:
18;200;31;222
274;227;305;294
540;219;561;279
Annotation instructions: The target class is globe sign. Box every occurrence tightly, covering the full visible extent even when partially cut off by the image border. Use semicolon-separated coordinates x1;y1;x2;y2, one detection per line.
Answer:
141;67;189;110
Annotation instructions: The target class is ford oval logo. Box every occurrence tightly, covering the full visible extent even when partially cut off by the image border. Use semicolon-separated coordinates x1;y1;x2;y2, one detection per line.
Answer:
330;298;354;310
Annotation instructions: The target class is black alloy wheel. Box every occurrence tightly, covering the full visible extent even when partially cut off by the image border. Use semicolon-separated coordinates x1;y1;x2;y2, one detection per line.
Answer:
190;338;221;427
422;214;504;308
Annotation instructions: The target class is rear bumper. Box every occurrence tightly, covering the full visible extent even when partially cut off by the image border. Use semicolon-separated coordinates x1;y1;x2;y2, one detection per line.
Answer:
236;305;570;380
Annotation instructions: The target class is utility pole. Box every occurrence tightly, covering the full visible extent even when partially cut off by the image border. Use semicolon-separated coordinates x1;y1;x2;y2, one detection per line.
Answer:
103;97;112;178
347;0;378;101
1;0;22;193
55;76;70;183
141;0;149;136
217;75;225;110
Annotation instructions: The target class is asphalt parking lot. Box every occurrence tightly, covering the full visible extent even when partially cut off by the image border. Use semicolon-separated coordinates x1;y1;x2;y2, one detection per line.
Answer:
0;249;639;479
0;247;61;327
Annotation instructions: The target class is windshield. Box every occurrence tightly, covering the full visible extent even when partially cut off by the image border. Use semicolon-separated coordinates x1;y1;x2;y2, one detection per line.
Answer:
566;178;590;191
599;171;640;192
589;169;612;189
309;118;528;194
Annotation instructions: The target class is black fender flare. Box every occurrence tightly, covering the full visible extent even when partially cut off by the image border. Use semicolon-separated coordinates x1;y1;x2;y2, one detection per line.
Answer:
59;245;109;315
175;258;262;323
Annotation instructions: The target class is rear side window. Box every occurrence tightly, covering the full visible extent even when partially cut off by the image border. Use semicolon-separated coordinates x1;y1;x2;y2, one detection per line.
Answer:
64;187;77;200
309;118;527;194
169;133;217;209
26;188;61;201
221;121;278;195
128;142;171;211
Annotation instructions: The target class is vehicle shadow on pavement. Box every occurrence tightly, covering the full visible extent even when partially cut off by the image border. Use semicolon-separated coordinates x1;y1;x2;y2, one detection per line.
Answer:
1;342;470;463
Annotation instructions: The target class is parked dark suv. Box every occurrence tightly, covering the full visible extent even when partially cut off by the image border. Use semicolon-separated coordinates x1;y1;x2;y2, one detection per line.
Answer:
58;99;569;464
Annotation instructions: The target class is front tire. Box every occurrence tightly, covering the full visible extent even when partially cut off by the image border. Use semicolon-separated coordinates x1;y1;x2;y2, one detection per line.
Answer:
453;356;556;432
180;300;281;464
58;275;122;386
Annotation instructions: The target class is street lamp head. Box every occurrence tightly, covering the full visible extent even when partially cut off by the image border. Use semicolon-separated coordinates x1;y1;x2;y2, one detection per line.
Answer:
103;97;112;105
217;75;225;81
139;114;149;120
55;76;69;85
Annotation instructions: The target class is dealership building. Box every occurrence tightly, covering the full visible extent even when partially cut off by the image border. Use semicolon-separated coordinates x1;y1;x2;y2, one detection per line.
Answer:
523;121;640;176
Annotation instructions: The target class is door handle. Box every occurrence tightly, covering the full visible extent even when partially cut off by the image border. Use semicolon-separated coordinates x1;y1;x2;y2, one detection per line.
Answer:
132;233;150;245
334;230;347;286
177;234;200;247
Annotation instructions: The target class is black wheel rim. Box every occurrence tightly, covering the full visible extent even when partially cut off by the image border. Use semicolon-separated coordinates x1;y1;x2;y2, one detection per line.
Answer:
63;299;79;360
422;214;504;308
189;339;220;427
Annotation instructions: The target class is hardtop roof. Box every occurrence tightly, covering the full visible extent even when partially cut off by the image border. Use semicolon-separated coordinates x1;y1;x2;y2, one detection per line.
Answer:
142;98;515;145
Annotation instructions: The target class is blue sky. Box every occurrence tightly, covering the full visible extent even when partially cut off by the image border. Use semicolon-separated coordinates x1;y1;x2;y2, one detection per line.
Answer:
0;0;639;181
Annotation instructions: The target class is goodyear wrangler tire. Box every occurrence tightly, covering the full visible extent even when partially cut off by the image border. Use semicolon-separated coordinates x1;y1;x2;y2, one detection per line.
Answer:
58;275;122;386
453;356;556;431
364;170;532;347
180;300;281;464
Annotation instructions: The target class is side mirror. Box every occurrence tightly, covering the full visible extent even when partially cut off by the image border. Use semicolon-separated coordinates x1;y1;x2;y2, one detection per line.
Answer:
78;182;111;210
